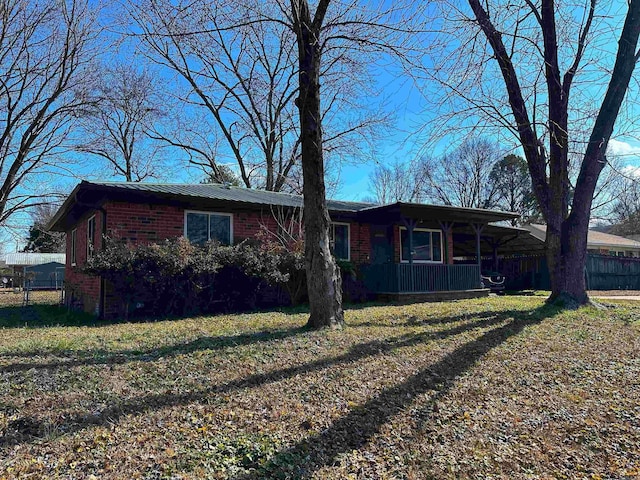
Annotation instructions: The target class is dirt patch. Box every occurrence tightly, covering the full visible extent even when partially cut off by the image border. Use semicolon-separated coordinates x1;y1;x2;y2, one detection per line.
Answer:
589;290;640;297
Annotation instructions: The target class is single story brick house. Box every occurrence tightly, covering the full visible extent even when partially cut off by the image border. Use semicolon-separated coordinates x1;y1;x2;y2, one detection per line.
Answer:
48;181;522;318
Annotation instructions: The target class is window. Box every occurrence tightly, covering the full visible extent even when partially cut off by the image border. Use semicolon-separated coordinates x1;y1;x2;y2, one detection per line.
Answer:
185;211;232;246
400;228;442;263
87;215;96;258
329;223;350;260
70;229;77;265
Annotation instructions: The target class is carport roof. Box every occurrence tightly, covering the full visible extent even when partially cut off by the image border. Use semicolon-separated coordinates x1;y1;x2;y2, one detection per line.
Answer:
5;253;66;266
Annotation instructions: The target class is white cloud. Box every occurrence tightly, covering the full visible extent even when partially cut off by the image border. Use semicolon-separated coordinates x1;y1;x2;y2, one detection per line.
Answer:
608;138;640;158
621;165;640;178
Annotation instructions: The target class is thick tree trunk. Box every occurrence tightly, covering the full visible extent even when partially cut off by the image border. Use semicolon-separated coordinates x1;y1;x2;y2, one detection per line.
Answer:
468;0;640;308
545;217;590;306
293;0;344;329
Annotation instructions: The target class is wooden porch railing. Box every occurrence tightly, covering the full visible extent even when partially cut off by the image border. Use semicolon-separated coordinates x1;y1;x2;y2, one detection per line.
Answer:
360;263;481;293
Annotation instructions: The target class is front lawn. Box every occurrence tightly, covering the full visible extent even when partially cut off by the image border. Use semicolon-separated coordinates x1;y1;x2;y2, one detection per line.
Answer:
1;297;639;479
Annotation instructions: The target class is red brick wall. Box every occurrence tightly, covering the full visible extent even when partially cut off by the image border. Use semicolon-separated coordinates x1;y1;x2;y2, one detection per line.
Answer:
394;225;401;263
105;202;184;243
233;210;279;241
64;200;376;319
350;222;371;264
447;229;454;265
64;210;103;315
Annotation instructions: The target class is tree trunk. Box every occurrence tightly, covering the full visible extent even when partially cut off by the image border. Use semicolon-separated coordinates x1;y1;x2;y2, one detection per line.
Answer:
293;0;344;329
468;0;640;307
545;217;589;306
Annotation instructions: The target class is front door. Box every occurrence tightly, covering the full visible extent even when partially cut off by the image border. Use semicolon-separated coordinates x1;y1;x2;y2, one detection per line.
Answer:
370;225;394;264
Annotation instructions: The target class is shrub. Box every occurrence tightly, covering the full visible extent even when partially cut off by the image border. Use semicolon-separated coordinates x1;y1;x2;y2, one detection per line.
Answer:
83;236;299;319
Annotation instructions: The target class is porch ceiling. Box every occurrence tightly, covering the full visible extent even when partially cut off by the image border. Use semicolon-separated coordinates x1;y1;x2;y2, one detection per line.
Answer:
356;202;519;225
453;224;546;257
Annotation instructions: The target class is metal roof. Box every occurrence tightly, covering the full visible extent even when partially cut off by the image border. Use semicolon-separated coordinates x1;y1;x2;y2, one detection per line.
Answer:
88;181;372;212
526;224;640;250
48;180;522;231
5;253;66;266
356;201;519;224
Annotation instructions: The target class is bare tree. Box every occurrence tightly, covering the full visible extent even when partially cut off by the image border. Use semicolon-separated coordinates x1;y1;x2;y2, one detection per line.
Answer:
421;137;503;209
426;0;640;305
286;0;346;328
0;0;98;226
127;0;302;191
605;170;640;235
283;0;427;328
127;0;390;193
77;64;164;182
368;161;425;204
127;0;424;327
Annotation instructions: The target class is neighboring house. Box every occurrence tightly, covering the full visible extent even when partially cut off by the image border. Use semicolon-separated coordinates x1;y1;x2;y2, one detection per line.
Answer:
524;224;640;257
487;224;640;290
47;181;521;318
4;253;66;289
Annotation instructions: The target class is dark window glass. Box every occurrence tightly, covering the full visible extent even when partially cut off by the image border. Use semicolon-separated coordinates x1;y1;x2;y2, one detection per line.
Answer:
432;231;442;261
186;212;231;245
333;224;349;260
71;229;77;264
210;214;231;245
87;216;96;258
401;229;442;262
186;213;209;246
412;230;432;261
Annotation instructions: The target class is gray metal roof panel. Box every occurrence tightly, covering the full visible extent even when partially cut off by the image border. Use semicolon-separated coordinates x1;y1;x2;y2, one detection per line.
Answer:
89;181;372;212
5;253;66;266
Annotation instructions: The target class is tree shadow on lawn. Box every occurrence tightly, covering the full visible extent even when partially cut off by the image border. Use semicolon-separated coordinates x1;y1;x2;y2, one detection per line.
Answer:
0;326;309;372
0;305;522;371
352;305;536;329
239;304;559;479
0;305;558;453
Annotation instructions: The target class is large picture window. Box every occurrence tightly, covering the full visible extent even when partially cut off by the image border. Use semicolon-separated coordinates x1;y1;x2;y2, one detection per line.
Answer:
400;228;442;263
185;211;232;246
330;223;350;260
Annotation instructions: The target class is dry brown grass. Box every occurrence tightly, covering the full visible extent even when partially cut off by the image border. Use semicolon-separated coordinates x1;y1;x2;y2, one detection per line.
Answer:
0;296;639;479
0;290;59;308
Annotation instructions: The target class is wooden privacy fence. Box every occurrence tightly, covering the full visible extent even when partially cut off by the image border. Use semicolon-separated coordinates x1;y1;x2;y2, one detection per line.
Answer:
361;263;481;293
493;254;640;291
586;255;640;290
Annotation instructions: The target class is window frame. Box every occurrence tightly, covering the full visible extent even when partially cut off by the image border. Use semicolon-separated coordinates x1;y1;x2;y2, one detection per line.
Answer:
87;215;96;259
329;222;351;261
183;210;234;245
70;228;77;266
399;227;444;264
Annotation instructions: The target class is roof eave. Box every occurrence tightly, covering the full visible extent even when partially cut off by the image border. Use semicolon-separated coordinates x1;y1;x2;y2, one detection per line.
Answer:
46;182;86;232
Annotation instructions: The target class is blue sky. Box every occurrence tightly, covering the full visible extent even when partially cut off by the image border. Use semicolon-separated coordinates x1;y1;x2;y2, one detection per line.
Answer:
4;0;640;253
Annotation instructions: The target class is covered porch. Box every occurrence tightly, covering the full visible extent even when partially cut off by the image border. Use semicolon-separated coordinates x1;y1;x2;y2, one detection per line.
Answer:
355;202;520;296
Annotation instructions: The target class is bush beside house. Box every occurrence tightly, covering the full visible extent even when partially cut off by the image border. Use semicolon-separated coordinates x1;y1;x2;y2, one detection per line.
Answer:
79;236;304;319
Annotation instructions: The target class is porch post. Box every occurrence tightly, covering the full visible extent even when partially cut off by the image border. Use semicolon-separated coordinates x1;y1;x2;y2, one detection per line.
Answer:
439;221;454;291
471;223;485;288
438;221;454;264
402;217;417;292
